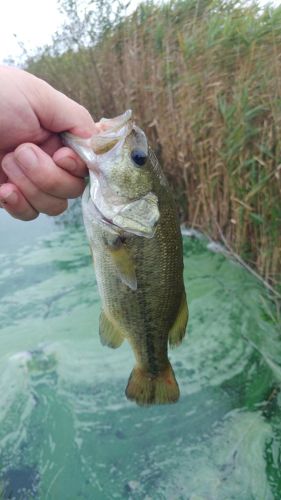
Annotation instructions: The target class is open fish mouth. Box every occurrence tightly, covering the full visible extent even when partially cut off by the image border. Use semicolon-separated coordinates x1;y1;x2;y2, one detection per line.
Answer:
98;109;132;134
91;109;133;155
61;110;133;163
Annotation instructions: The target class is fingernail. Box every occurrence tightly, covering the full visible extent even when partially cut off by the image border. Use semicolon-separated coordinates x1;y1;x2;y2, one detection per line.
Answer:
15;147;37;169
2;158;23;178
0;188;18;205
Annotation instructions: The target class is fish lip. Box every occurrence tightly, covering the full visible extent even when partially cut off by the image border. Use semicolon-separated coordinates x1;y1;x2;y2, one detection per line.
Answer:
98;109;132;133
60;110;133;168
91;110;133;155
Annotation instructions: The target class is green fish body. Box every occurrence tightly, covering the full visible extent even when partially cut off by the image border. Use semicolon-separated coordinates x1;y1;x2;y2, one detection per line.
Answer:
62;111;188;405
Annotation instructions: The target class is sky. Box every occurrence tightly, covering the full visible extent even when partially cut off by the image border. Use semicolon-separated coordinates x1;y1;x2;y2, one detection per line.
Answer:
0;0;278;65
0;0;65;64
0;0;142;65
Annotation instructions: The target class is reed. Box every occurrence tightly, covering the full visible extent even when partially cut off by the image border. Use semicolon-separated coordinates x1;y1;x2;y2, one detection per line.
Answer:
26;0;281;290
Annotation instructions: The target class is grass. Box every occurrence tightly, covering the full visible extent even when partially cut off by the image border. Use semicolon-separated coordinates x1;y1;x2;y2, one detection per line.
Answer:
25;0;281;291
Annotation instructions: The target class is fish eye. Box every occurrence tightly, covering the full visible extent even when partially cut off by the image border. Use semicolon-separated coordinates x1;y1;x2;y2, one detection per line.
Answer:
131;149;147;167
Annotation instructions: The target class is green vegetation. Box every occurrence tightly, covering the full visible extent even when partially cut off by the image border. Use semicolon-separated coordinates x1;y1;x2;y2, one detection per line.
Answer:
25;0;281;289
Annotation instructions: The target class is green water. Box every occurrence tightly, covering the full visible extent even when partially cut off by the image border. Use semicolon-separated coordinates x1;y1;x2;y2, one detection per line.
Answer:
0;208;280;500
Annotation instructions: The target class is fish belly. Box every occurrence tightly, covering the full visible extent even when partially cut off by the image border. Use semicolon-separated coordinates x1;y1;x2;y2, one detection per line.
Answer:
101;229;182;353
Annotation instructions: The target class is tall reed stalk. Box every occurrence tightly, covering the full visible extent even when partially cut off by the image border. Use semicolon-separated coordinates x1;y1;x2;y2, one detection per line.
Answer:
26;0;281;290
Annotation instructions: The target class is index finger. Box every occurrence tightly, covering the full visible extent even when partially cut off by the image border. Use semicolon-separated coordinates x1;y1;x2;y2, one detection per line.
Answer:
11;144;85;199
53;147;89;178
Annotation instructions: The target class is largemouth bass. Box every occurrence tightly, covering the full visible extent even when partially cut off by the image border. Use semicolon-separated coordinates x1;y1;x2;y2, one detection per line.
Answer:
62;110;188;405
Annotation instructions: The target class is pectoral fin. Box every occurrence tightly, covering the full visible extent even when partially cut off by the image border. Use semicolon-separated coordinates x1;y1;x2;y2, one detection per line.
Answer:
168;292;188;347
108;240;137;291
99;310;124;348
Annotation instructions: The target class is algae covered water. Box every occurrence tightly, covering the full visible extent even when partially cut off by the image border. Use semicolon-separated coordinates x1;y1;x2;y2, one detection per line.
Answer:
0;207;280;499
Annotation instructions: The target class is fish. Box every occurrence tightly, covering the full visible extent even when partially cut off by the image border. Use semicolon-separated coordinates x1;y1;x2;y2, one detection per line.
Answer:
62;110;188;405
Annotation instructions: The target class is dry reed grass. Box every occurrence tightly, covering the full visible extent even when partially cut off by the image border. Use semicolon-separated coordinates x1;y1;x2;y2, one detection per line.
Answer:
26;0;281;290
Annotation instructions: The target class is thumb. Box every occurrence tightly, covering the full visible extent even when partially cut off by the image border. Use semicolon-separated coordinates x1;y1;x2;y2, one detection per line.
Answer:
30;74;97;136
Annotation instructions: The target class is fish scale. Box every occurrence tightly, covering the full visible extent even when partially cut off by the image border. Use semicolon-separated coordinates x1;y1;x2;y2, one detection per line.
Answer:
62;111;188;405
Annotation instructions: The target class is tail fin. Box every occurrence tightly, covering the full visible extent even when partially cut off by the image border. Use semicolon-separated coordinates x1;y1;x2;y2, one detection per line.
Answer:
125;362;179;406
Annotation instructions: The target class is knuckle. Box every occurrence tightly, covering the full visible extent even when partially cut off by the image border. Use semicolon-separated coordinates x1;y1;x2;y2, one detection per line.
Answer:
21;211;39;221
43;176;58;194
45;200;68;216
69;181;85;198
8;207;39;221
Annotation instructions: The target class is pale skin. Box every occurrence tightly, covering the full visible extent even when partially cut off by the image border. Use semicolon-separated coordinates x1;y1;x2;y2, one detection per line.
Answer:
0;66;99;221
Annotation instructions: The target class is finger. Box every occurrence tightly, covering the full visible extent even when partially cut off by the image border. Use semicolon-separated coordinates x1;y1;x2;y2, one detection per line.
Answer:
39;134;62;157
0;170;8;184
53;147;88;178
33;137;89;178
13;144;85;198
2;154;68;216
31;75;97;135
0;183;38;220
1;68;97;137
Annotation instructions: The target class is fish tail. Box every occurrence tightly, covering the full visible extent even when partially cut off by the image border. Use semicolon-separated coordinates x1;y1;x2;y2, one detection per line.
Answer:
125;362;179;406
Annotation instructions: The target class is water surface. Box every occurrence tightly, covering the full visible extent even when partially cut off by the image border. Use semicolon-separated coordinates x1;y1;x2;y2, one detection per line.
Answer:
0;208;280;499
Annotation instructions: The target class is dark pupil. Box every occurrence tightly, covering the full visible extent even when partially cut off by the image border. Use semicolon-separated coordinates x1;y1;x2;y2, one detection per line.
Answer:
131;149;147;167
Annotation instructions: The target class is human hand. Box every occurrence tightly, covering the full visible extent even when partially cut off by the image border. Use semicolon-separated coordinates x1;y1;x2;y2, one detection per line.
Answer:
0;66;97;220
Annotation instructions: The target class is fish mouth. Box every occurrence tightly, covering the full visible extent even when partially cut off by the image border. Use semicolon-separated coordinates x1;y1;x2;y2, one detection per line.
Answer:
98;109;132;133
61;110;133;165
91;110;133;155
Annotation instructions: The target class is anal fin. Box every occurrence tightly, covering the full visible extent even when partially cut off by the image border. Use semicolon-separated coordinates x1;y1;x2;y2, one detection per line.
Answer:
168;292;188;348
99;310;124;349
